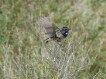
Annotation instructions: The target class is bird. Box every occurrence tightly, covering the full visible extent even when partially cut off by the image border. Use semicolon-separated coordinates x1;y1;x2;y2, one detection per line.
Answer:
41;18;70;43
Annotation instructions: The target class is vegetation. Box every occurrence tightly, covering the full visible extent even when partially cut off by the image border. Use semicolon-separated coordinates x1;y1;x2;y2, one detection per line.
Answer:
0;0;106;79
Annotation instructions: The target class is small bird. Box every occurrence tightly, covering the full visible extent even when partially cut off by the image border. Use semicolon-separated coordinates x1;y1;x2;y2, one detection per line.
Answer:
41;18;70;43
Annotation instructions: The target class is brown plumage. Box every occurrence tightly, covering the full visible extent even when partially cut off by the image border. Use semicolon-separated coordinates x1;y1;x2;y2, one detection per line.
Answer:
41;18;57;38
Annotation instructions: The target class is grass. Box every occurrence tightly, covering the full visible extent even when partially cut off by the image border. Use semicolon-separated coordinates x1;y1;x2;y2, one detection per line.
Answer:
0;0;106;79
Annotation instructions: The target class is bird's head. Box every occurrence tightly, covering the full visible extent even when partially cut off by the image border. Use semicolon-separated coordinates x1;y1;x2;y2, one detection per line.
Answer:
61;27;70;37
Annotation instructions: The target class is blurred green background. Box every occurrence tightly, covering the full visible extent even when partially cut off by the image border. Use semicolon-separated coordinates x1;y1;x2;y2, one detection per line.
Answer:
0;0;106;79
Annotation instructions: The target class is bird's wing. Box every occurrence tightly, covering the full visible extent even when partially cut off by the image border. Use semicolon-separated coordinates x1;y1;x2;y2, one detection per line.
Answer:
41;18;56;38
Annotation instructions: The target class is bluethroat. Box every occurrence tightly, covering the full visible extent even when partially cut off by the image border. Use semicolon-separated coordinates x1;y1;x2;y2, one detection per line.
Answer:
41;18;70;43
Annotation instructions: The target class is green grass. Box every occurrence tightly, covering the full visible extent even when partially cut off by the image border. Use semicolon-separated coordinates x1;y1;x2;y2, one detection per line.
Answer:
0;0;106;79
